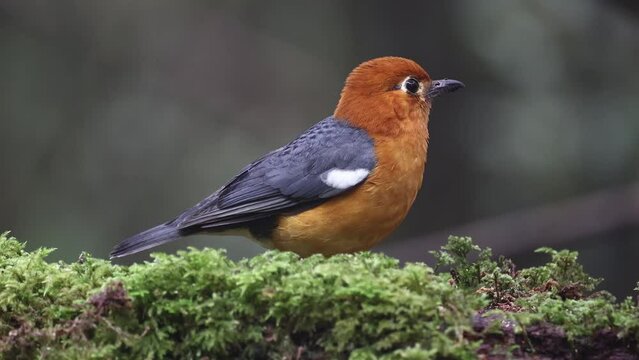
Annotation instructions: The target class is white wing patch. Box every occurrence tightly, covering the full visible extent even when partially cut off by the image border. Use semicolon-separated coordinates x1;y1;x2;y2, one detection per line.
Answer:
321;168;370;189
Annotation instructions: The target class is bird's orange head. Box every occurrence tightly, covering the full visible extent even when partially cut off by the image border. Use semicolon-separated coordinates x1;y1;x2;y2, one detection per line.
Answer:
334;57;463;136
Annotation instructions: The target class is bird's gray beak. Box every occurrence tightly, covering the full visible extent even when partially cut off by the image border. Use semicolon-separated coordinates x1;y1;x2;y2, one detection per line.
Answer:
427;79;465;99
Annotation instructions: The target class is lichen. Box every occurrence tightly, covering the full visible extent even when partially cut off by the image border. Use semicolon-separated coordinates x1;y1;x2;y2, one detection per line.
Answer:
1;231;637;359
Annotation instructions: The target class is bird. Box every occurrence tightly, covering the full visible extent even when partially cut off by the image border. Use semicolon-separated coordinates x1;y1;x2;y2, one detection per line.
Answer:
110;57;463;259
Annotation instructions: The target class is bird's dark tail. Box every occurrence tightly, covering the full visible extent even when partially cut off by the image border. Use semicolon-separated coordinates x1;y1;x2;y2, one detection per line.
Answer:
110;223;184;259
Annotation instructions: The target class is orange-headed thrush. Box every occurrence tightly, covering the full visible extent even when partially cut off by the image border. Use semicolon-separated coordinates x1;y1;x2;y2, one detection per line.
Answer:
110;57;463;258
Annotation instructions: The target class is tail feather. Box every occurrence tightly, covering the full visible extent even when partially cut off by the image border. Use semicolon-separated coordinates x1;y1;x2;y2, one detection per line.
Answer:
110;223;184;259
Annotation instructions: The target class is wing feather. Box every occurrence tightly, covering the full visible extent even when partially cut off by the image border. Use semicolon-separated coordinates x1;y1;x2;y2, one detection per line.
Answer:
176;117;376;230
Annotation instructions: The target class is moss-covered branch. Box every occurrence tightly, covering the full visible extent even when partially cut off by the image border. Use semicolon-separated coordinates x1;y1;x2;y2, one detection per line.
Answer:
1;232;638;359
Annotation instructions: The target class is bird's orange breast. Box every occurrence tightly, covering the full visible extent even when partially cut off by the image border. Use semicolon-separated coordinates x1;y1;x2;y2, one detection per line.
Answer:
269;114;428;257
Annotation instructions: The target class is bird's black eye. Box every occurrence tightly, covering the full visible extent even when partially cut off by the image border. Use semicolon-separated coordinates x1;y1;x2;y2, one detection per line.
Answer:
403;78;420;94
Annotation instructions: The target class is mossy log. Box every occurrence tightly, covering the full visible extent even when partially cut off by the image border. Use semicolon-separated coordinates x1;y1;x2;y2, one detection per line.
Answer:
1;232;638;359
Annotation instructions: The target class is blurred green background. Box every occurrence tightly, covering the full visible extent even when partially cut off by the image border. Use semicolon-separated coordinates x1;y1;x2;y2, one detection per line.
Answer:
2;1;638;296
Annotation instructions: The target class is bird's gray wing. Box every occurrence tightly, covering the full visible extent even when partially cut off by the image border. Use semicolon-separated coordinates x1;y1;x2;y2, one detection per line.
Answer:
175;117;377;230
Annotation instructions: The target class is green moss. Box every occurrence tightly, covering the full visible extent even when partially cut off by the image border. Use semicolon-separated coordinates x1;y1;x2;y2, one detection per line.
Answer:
1;232;638;359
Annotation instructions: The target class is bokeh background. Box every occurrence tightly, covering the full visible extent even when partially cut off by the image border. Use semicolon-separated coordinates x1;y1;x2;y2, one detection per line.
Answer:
2;1;638;296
